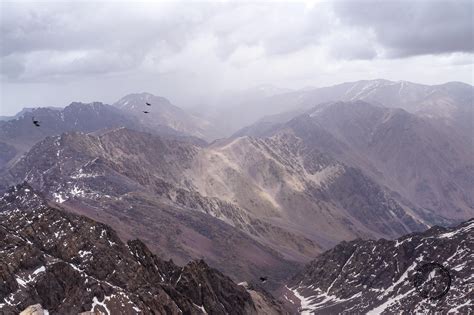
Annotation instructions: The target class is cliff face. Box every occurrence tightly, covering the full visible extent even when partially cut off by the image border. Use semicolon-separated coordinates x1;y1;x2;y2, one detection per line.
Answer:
281;218;473;314
0;183;285;315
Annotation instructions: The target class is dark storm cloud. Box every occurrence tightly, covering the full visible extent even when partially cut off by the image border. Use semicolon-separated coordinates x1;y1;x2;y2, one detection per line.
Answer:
333;0;474;58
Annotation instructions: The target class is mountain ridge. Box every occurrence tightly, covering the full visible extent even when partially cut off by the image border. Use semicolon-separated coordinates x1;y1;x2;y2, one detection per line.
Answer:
2;127;433;290
281;218;473;314
0;183;286;314
236;100;473;223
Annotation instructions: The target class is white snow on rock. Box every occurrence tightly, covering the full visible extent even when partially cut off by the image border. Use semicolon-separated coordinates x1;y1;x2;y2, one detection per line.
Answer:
33;266;46;275
91;296;111;315
438;221;474;239
53;193;66;203
367;288;416;314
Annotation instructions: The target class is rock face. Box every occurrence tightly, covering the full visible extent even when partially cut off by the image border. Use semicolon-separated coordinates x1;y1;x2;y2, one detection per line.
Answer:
282;219;474;314
0;183;286;315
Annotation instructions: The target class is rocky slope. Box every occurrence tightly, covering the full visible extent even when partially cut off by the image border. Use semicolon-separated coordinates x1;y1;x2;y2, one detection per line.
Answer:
282;218;473;314
2;127;430;289
1;129;303;289
306;101;474;220
237;100;473;223
0;183;285;314
198;134;424;245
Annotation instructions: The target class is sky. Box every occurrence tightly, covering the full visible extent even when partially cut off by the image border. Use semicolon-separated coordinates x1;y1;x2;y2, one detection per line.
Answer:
0;0;473;115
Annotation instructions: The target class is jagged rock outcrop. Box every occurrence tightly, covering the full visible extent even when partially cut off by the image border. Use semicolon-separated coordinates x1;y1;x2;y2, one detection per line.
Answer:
281;219;473;314
0;184;286;314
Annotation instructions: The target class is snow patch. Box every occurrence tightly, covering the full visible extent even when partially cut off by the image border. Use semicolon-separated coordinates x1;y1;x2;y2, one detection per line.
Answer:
16;277;27;287
91;296;111;315
394;237;412;248
33;266;46;275
439;222;473;239
53;193;66;203
367;288;415;314
378;261;417;300
193;303;207;314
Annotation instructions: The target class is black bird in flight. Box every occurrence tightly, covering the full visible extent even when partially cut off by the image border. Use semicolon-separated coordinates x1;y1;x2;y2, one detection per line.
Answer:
259;276;267;283
32;117;40;127
146;102;151;106
143;111;150;114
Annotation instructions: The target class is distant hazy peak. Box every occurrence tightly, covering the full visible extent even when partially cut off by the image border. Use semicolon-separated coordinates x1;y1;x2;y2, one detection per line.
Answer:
114;92;172;108
67;101;107;106
251;84;293;96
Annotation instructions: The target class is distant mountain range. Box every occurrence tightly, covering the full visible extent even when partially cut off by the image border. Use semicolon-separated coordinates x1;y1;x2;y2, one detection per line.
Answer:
0;107;62;121
236;100;473;223
200;79;473;138
0;97;208;169
0;79;472;313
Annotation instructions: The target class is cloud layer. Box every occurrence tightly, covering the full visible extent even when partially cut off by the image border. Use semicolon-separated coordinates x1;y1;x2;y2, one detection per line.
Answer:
0;0;472;114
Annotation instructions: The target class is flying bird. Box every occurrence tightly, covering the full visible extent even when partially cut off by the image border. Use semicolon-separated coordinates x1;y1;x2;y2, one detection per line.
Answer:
32;117;40;127
146;102;151;106
143;111;150;114
259;276;267;283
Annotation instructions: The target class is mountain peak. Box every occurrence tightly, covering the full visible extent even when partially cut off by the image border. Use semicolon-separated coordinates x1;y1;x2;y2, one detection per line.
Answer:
114;92;171;109
66;101;107;108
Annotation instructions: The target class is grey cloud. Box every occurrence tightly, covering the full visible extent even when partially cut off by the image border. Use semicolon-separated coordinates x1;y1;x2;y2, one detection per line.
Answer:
1;2;329;81
329;43;378;60
333;0;473;58
209;3;332;57
0;2;208;70
0;55;25;79
0;0;473;116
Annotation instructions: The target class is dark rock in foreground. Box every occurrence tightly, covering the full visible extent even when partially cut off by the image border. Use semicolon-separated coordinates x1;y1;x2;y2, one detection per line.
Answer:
281;218;473;314
0;183;285;314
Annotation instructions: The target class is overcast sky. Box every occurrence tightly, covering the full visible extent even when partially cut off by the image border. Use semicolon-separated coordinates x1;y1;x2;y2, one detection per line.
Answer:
1;0;473;115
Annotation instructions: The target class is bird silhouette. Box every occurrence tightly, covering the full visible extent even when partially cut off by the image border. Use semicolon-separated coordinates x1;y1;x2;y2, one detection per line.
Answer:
32;117;40;127
146;102;151;106
143;111;150;114
259;276;267;283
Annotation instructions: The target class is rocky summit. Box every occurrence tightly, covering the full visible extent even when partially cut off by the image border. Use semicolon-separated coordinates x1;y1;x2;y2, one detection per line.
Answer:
281;218;473;314
0;183;285;315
